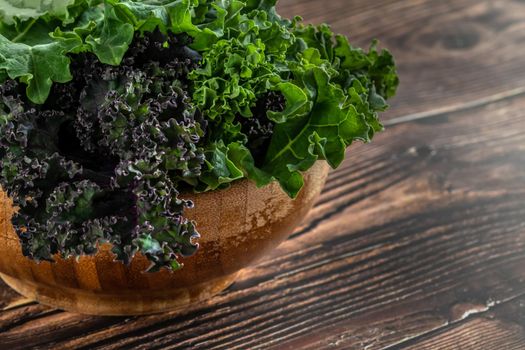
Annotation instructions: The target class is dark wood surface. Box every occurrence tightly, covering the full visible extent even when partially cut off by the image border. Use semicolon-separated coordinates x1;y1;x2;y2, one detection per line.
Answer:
1;0;525;348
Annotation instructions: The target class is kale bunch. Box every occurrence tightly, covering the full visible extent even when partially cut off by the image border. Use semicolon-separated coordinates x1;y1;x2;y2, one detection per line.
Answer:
0;0;399;271
0;32;204;271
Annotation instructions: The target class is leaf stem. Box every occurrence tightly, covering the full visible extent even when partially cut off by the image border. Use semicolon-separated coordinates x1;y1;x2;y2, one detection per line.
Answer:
12;19;37;43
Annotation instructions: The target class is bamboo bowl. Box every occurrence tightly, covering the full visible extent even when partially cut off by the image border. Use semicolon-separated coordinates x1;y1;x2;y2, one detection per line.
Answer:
0;161;329;315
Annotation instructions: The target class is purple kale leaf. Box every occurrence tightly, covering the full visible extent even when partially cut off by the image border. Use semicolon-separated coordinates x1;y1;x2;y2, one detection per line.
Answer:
0;32;205;271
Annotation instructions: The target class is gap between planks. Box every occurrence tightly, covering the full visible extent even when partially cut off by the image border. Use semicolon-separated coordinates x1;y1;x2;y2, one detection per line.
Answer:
381;291;525;350
384;86;525;127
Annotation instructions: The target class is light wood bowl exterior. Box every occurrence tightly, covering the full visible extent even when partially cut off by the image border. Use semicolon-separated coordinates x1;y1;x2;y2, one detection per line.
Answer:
0;161;330;315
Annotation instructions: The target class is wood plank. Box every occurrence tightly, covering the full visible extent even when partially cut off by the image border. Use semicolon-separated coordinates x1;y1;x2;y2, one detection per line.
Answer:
1;86;524;349
399;296;525;350
278;0;525;120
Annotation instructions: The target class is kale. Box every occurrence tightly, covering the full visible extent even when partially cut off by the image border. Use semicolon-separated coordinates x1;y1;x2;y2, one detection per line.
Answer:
0;1;399;271
0;31;204;271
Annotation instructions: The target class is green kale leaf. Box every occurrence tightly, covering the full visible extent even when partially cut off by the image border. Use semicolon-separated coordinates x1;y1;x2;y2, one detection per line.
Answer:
0;0;235;104
0;0;79;24
189;8;398;197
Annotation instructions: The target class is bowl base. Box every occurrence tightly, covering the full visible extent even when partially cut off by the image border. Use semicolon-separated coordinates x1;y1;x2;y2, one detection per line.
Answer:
0;272;238;316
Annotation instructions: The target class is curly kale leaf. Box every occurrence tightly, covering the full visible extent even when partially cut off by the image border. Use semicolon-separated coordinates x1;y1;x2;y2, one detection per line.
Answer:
260;27;399;196
0;0;236;104
190;37;279;123
263;67;365;197
189;7;398;197
0;32;204;271
0;0;80;24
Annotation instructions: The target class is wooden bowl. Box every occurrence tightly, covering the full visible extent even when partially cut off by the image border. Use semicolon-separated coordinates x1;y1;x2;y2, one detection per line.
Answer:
0;161;329;315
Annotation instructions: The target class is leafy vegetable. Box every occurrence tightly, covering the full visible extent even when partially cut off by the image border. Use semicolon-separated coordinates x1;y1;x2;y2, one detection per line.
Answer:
0;0;231;104
0;32;204;271
0;0;78;24
189;9;398;197
0;0;398;271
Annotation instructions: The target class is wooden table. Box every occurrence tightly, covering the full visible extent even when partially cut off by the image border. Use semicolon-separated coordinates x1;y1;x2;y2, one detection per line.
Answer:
1;0;525;348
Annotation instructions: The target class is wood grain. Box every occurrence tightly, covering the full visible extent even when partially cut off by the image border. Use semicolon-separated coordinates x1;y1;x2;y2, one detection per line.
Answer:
1;0;525;349
279;0;525;120
400;296;525;350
